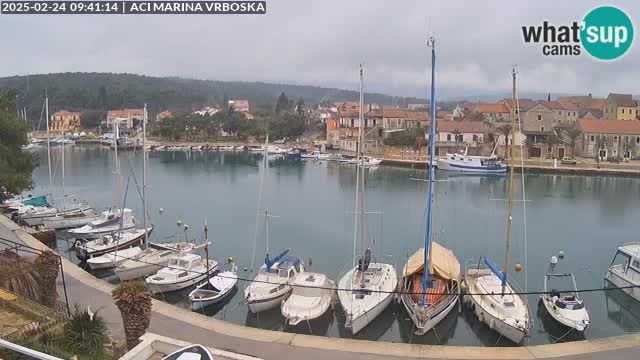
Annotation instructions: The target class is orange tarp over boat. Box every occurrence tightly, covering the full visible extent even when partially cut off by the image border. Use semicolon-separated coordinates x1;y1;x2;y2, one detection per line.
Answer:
402;241;461;282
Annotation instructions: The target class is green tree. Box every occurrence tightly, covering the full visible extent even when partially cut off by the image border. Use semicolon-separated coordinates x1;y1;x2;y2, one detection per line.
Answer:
545;134;560;158
566;126;582;157
0;89;39;201
275;92;290;114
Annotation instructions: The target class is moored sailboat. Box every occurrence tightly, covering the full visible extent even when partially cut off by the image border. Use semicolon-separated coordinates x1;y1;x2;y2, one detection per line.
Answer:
399;39;460;335
337;65;397;335
462;68;530;344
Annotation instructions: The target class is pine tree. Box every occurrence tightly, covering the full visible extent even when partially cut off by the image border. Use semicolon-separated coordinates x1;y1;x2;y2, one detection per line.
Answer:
275;92;289;114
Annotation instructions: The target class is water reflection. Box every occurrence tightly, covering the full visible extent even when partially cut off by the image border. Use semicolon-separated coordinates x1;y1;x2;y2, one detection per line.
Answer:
397;303;458;344
604;284;640;333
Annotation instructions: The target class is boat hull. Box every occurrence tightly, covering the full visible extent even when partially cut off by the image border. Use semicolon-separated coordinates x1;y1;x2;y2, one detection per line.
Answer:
541;297;589;332
463;294;526;343
400;292;459;335
348;290;394;334
68;223;136;239
75;230;147;261
43;213;99;229
115;262;165;281
437;159;507;173
605;271;640;303
247;290;290;313
147;265;218;294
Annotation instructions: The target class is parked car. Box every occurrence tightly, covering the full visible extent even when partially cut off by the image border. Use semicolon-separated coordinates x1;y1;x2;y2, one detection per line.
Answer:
561;157;577;165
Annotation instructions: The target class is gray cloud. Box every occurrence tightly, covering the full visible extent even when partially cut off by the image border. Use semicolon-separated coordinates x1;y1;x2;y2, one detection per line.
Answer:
1;0;638;99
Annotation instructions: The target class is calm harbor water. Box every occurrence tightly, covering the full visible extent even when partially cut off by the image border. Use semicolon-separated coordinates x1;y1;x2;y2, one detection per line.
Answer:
30;144;640;346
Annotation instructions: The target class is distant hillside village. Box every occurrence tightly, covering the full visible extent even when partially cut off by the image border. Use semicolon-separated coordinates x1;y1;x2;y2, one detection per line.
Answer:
47;92;640;161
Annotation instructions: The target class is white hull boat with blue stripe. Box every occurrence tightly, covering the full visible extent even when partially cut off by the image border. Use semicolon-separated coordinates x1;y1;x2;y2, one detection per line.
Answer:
437;153;507;173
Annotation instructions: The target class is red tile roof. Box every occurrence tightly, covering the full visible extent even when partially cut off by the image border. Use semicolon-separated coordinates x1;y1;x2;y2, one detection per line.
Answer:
586;100;605;110
437;121;486;133
558;101;579;110
578;119;640;135
539;101;565;110
382;108;429;120
475;103;510;113
108;109;144;118
52;110;81;117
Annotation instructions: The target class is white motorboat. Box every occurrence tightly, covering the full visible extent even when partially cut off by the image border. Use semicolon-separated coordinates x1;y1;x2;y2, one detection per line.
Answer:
400;244;460;335
42;207;98;229
437;152;507;173
115;242;196;281
219;145;235;151
540;273;590;331
145;253;219;294
68;208;136;239
75;228;151;261
189;264;238;311
605;243;640;303
326;153;342;161
18;205;92;226
155;145;166;151
361;156;382;166
86;246;143;270
463;258;529;343
281;272;336;325
244;250;305;313
248;146;264;152
301;150;330;160
161;344;214;360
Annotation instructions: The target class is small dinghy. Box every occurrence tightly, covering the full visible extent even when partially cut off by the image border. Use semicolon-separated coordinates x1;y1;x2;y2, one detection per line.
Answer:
161;344;214;360
86;247;143;270
189;263;238;311
540;273;590;332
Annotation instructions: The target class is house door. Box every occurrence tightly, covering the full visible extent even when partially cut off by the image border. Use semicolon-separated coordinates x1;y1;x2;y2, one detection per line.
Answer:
599;148;607;160
558;148;565;158
529;147;542;158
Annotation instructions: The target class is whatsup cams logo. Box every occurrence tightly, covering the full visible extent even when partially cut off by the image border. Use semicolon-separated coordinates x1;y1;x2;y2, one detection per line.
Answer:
522;5;634;60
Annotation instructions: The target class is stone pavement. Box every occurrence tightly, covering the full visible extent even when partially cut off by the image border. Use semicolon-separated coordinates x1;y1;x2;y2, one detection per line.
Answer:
1;214;639;360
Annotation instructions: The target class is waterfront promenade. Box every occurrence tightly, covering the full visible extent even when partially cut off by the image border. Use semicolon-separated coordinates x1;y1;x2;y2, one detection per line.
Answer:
1;215;639;360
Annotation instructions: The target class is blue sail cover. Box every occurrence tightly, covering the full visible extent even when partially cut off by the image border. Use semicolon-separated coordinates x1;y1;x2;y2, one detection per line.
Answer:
484;258;508;285
265;248;290;271
23;196;49;207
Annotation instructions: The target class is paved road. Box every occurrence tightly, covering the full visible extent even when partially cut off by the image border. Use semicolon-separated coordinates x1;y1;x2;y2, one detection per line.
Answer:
1;215;639;360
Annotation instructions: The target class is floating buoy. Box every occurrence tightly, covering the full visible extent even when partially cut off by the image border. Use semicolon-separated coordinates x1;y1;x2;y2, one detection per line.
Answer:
558;250;565;259
159;207;164;215
550;256;558;265
176;218;183;227
227;256;234;264
243;267;249;271
515;263;523;272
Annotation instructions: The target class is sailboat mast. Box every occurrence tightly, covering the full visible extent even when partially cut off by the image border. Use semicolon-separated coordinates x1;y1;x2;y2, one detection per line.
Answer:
142;104;148;247
113;120;121;209
61;122;65;210
264;115;270;256
205;220;210;282
358;64;366;279
351;66;363;272
501;68;517;295
45;93;53;192
422;37;437;305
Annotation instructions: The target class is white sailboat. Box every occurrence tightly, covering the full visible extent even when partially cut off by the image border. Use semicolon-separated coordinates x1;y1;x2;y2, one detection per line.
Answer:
244;125;305;313
281;272;336;326
337;65;397;335
86;247;143;270
115;243;196;281
68;208;136;239
398;40;461;335
462;68;530;344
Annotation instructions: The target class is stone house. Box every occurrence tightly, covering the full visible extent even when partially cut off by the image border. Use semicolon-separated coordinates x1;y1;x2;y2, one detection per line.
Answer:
50;110;82;134
603;93;637;120
576;119;640;160
472;103;511;123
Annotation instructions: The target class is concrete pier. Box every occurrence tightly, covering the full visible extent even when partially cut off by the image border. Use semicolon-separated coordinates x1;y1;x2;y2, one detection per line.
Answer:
1;214;639;360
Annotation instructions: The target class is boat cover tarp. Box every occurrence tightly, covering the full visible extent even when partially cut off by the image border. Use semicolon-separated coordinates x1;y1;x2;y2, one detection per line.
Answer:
23;196;49;207
484;258;507;285
403;241;460;281
265;248;290;270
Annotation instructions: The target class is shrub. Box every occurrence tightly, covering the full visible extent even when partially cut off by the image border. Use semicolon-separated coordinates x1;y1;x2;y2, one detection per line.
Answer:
62;305;106;355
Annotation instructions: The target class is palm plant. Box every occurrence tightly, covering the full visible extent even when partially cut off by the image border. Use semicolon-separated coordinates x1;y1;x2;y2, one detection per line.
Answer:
0;253;39;302
112;281;152;350
34;250;60;309
496;123;513;158
62;305;106;355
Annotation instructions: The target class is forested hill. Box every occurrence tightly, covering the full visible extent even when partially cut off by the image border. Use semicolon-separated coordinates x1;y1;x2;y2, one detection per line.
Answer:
0;73;426;121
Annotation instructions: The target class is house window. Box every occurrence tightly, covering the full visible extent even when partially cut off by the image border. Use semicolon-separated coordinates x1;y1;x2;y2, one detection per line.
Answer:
541;126;545;131
537;115;542;121
591;136;595;141
637;137;640;144
447;134;451;141
614;136;618;142
622;109;625;114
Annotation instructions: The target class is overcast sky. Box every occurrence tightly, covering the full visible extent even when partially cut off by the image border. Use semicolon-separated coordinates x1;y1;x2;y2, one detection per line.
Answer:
1;0;638;99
